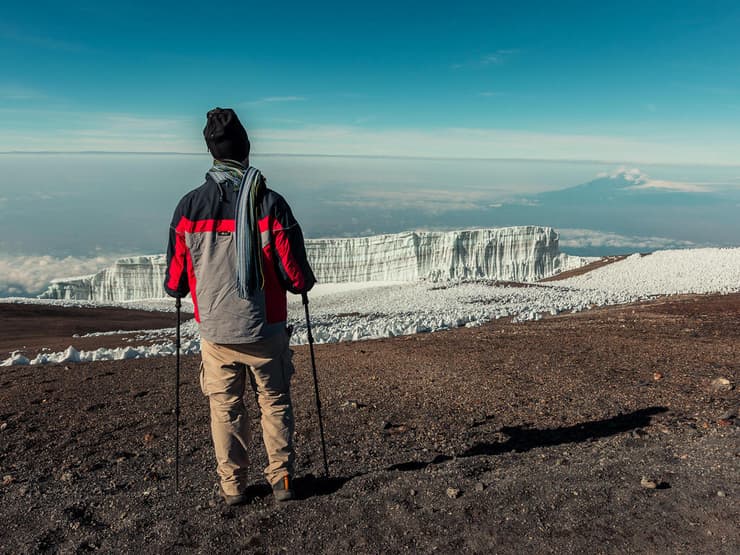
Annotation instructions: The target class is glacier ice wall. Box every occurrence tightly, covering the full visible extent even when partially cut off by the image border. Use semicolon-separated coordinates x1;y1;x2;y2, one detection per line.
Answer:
40;226;577;301
41;255;168;302
306;226;568;282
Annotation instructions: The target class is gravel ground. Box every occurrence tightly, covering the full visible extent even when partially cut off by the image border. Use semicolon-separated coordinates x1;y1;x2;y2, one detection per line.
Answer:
0;294;738;554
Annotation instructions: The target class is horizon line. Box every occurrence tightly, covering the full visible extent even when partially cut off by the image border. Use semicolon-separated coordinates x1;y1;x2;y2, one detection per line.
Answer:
1;150;739;168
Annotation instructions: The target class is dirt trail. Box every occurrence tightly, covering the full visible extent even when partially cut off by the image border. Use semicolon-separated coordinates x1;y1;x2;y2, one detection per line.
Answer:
1;294;738;554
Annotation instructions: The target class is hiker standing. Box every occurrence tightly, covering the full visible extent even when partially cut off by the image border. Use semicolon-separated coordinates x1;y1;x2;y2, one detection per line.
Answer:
164;108;316;505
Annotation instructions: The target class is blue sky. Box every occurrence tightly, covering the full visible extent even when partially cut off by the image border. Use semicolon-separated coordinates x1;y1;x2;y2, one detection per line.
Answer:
1;0;739;163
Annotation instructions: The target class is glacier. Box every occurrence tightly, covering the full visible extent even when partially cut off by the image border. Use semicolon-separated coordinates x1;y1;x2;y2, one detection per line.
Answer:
41;255;168;302
39;226;584;302
10;246;740;366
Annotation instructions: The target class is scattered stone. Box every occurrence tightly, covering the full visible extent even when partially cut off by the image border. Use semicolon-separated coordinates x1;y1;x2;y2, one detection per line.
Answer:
719;408;738;421
640;477;657;489
474;482;485;492
717;490;726;498
710;378;733;392
446;487;461;499
2;475;15;486
341;400;363;409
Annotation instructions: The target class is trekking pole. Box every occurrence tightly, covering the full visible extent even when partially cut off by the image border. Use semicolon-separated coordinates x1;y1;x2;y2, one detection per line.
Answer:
302;292;330;478
175;297;181;492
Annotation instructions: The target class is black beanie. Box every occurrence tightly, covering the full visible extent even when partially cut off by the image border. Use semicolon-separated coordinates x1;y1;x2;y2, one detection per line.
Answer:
203;107;250;162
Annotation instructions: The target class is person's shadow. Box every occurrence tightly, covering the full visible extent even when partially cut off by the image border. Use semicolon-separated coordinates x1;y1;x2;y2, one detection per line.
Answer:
241;406;668;500
387;406;668;472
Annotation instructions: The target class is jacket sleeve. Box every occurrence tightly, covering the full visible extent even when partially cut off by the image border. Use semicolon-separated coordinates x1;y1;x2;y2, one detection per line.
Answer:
270;194;316;294
164;200;190;298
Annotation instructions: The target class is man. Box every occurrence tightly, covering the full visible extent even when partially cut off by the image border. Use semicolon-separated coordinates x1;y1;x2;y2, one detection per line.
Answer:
164;108;316;505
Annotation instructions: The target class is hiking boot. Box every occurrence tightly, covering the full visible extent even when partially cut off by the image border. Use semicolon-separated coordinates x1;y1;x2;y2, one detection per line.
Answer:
272;475;295;502
219;484;248;506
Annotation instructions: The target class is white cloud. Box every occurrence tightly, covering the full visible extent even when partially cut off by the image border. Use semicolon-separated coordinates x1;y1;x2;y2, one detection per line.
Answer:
0;23;85;52
453;49;520;69
3;112;740;165
256;125;734;164
326;188;496;213
0;110;202;153
0;254;122;297
559;228;695;250
0;84;47;100
241;96;306;107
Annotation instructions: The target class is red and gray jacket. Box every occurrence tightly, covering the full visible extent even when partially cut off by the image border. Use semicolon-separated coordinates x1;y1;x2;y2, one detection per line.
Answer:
164;174;316;343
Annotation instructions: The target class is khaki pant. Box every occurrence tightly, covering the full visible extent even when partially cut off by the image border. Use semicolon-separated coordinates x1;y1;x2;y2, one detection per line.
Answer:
199;332;295;495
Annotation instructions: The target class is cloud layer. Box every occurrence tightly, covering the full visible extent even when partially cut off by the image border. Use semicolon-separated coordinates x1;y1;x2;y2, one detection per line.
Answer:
0;254;122;297
3;112;740;165
558;228;695;251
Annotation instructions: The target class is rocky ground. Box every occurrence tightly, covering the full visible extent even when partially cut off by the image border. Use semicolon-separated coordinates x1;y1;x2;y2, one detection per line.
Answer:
0;294;738;554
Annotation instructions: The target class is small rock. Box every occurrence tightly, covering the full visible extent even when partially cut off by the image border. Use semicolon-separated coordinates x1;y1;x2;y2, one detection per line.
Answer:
208;499;217;508
719;408;738;421
640;477;657;489
18;485;29;496
64;366;71;370
409;489;417;497
60;471;74;482
143;432;155;445
0;422;7;431
717;490;726;497
381;420;391;430
2;475;15;486
446;487;461;499
653;372;663;381
710;378;733;392
474;482;485;492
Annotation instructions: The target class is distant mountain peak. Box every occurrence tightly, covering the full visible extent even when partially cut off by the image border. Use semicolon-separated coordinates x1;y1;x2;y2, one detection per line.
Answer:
592;168;708;193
